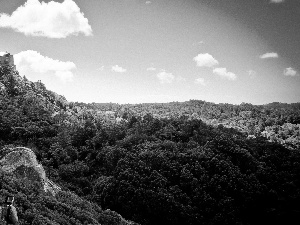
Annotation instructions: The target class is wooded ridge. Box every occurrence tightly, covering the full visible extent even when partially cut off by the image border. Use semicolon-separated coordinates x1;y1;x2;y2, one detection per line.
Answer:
1;64;300;224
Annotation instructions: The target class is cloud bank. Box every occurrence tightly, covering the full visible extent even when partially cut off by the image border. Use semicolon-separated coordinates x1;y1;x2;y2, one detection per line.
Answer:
284;67;297;76
259;52;279;59
193;53;219;68
111;65;127;73
0;0;92;38
14;50;76;82
213;68;237;80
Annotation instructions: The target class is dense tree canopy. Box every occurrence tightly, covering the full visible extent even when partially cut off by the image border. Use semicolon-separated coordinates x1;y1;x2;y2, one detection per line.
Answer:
1;65;300;224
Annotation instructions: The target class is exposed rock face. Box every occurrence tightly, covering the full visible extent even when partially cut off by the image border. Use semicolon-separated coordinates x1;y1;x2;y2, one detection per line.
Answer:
0;147;61;196
0;52;15;67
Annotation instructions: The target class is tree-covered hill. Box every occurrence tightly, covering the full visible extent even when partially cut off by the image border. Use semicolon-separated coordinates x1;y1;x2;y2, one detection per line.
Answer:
1;65;300;224
0;170;137;225
0;65;138;224
78;100;300;150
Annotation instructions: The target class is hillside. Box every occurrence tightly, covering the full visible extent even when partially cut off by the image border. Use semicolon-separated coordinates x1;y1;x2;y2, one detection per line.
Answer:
0;169;137;225
0;146;138;225
75;100;300;150
1;65;300;224
0;65;138;225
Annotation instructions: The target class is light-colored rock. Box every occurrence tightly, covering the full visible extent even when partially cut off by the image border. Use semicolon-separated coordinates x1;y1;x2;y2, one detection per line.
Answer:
0;147;61;196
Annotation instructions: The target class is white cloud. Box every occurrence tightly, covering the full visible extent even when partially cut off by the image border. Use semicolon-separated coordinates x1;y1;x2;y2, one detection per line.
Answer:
111;65;127;73
146;67;156;71
157;71;175;84
55;71;74;82
195;78;206;86
155;69;185;83
98;66;104;71
259;52;279;59
247;70;256;78
0;0;92;38
270;0;284;3
0;52;7;56
145;1;152;4
193;41;204;46
14;50;76;82
193;53;219;68
213;67;237;80
284;67;297;76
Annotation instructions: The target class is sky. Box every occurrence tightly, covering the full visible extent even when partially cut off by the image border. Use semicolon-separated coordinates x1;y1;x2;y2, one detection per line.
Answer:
0;0;299;105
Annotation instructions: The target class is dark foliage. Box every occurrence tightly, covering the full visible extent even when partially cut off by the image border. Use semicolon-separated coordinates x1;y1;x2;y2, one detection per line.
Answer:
1;66;300;224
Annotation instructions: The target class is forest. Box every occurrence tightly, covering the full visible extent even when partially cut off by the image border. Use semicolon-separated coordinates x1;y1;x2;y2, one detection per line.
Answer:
1;65;300;224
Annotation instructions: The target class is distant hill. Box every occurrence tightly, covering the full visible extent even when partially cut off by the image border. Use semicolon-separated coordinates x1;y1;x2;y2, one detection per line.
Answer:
74;100;300;150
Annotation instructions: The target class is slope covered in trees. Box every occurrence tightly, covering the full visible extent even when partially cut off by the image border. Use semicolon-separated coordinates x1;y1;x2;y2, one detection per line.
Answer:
0;169;137;225
1;65;300;224
81;100;300;150
0;65;138;225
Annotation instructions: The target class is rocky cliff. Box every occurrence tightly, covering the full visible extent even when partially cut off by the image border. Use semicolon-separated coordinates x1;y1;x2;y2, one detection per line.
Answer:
0;146;141;225
0;146;61;196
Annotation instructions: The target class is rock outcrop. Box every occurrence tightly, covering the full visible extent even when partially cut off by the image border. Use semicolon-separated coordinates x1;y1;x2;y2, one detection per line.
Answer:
0;147;61;196
0;52;15;68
